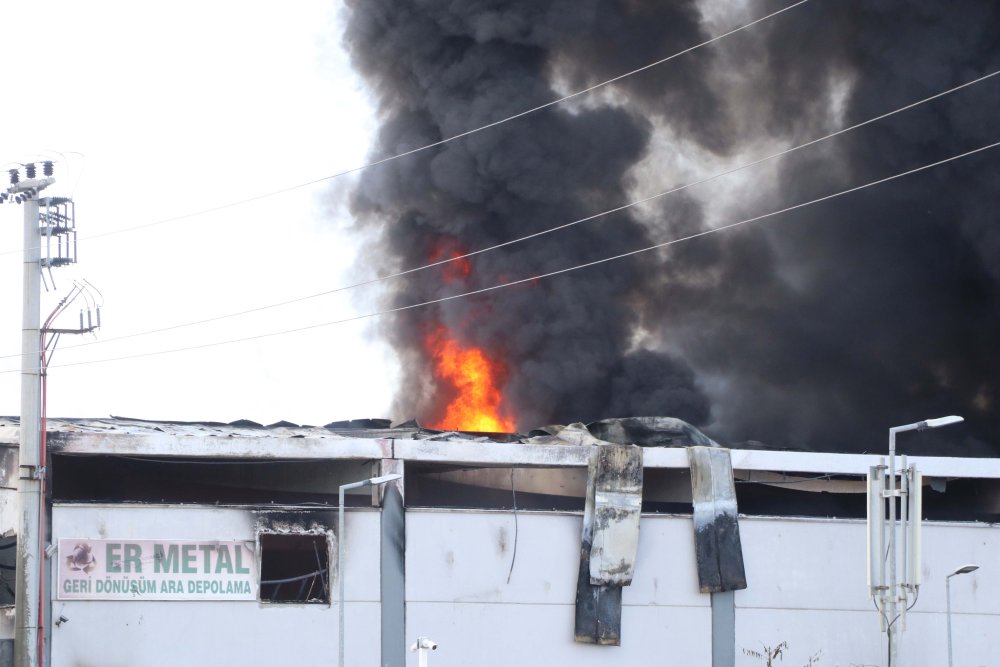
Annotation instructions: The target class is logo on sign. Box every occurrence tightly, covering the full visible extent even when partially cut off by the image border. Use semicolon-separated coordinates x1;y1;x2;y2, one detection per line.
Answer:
65;543;98;573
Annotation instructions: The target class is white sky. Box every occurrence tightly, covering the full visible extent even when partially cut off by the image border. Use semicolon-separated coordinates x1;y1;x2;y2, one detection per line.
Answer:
0;1;399;425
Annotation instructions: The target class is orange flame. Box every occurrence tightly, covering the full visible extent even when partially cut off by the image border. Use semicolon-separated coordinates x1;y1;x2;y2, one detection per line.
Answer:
429;242;472;283
425;326;515;432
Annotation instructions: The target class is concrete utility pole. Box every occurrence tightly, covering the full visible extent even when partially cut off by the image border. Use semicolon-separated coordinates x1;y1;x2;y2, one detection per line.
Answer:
9;169;54;667
6;161;86;667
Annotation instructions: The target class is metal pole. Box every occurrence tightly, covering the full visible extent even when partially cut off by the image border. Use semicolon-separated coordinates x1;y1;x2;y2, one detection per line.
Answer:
338;474;401;667
410;638;436;666
15;193;43;667
946;574;953;667
887;429;897;666
338;483;347;667
380;478;406;667
880;418;963;667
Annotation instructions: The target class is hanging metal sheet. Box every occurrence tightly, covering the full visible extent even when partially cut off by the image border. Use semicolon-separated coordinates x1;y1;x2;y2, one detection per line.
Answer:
589;445;643;585
575;443;643;645
688;446;747;593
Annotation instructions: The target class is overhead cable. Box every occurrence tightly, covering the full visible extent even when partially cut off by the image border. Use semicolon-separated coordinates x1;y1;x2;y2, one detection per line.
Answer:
9;68;995;361
0;0;810;258
6;138;996;375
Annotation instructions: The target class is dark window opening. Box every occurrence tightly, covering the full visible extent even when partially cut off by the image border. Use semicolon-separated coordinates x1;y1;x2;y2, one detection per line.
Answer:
259;533;330;604
403;463;1000;521
50;454;374;505
0;537;15;606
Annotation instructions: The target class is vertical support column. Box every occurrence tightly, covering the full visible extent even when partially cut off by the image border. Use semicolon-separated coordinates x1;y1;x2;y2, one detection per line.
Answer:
15;195;42;667
380;458;405;667
711;591;735;667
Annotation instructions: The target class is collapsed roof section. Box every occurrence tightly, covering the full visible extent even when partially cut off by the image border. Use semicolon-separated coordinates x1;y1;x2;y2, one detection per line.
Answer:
0;415;997;522
0;415;720;448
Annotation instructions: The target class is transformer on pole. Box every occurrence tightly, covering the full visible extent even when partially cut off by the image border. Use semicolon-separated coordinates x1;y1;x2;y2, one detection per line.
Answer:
4;160;92;667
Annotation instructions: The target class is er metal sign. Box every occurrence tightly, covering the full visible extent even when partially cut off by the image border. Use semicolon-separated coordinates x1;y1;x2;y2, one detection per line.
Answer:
57;538;258;601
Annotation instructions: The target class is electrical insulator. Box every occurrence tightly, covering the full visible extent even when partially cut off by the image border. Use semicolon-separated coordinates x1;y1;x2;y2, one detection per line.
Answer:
43;161;54;177
25;163;36;179
8;169;18;185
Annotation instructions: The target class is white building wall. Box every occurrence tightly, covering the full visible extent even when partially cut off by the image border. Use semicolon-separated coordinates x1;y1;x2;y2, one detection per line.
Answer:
50;504;382;667
404;511;712;667
736;517;998;667
406;511;998;667
47;504;999;666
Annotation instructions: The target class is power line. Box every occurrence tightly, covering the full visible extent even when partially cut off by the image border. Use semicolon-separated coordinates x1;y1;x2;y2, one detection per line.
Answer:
0;0;810;259
8;68;995;362
7;138;996;375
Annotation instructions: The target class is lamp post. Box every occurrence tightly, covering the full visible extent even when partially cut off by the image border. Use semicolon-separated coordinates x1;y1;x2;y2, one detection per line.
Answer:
409;636;439;667
884;415;963;665
338;474;402;667
946;564;979;667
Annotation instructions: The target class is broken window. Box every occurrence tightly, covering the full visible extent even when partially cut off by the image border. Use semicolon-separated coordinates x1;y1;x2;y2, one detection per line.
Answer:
258;533;330;604
0;537;14;606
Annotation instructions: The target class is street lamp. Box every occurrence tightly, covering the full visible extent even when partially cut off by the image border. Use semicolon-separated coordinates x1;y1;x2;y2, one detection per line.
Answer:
338;473;402;667
884;416;963;664
410;636;439;667
947;564;979;667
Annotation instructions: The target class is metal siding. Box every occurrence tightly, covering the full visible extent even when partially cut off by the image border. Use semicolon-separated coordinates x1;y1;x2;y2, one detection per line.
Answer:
50;505;383;667
405;602;712;666
735;518;1000;666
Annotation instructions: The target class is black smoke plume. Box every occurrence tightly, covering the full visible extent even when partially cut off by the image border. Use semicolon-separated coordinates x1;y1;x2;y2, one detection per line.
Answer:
343;0;1000;455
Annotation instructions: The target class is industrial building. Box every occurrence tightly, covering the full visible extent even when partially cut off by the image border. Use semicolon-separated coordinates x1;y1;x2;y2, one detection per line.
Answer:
0;415;996;666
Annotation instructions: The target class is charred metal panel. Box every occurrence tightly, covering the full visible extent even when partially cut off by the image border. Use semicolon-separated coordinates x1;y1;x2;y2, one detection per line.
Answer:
589;445;643;585
688;447;747;593
573;566;622;646
587;417;718;448
575;444;643;645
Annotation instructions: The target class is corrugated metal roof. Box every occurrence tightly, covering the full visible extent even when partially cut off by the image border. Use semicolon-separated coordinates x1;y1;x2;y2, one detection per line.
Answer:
0;415;719;448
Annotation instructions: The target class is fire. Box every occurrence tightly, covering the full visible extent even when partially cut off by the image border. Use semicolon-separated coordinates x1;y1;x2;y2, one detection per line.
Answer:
429;242;472;283
425;325;515;432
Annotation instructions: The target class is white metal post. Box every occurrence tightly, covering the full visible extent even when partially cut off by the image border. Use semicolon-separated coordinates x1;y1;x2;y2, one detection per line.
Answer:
887;429;898;664
946;565;980;667
880;417;962;667
410;637;437;666
338;484;347;667
338;474;401;667
946;574;953;667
